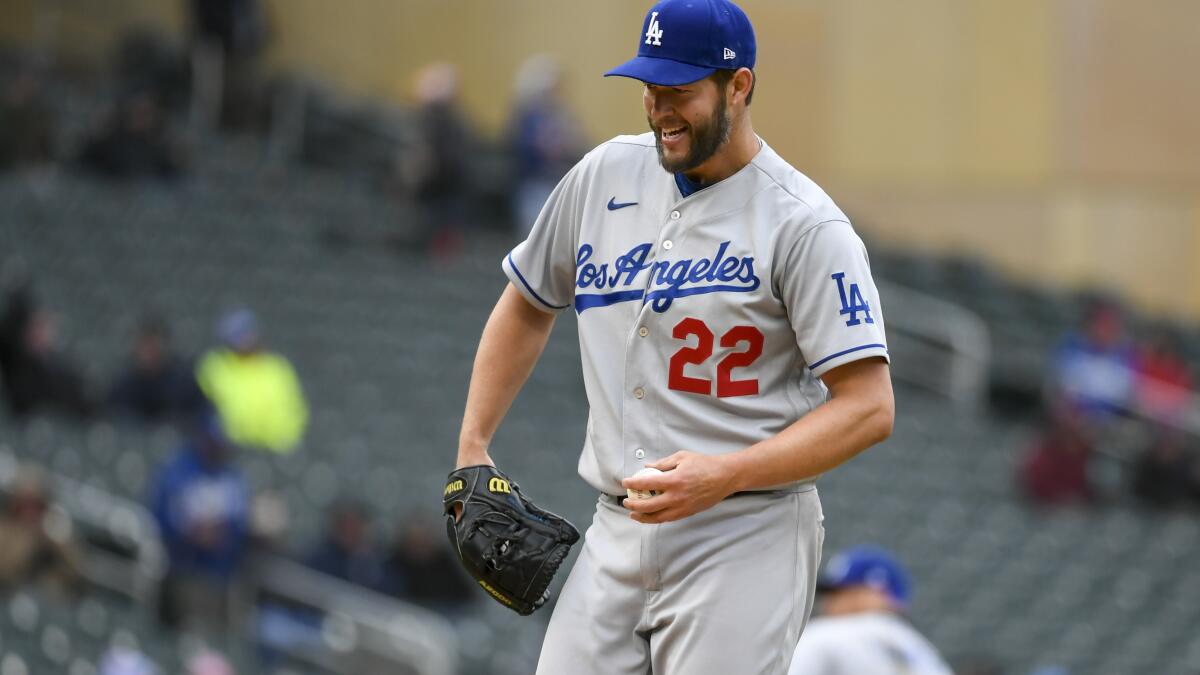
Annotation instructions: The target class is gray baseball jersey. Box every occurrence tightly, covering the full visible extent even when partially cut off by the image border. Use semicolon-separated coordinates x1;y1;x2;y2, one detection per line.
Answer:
504;132;889;493
504;132;888;674
789;612;953;675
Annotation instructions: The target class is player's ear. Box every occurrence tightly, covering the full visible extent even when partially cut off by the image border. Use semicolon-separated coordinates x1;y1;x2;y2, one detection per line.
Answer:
731;67;754;107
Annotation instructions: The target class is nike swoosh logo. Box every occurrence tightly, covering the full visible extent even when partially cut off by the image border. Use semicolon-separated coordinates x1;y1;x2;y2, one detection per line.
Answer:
607;197;638;211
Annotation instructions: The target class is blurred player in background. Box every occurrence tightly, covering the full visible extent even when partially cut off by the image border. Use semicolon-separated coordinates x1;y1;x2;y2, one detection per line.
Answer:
789;546;952;675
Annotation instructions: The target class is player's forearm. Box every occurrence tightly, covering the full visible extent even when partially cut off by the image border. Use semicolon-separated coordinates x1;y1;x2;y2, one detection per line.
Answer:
457;284;557;466
724;360;894;491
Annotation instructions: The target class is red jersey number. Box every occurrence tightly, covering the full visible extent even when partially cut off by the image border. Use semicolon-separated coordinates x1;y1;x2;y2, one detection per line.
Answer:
667;318;764;398
668;318;713;395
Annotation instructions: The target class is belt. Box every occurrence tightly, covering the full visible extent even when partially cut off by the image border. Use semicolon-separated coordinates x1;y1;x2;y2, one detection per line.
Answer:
600;490;775;508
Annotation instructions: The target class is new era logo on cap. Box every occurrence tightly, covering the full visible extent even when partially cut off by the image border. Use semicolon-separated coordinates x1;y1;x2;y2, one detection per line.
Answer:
606;0;756;87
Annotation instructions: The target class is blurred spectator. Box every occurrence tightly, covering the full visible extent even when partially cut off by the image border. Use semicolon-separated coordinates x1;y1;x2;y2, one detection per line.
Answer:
386;518;473;615
1048;300;1136;426
397;62;470;258
116;30;192;114
0;464;81;599
78;90;185;180
0;287;97;419
185;649;235;675
196;308;308;453
242;490;292;647
0;68;54;170
304;500;387;591
248;490;290;556
99;646;161;675
508;55;586;234
789;546;952;674
0;286;32;400
108;315;207;424
188;0;269;130
1131;430;1199;508
149;415;250;629
1019;407;1094;506
190;0;267;56
1133;331;1194;423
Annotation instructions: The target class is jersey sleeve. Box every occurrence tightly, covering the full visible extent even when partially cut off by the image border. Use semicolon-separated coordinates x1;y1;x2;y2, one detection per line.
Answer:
775;219;889;377
502;158;588;313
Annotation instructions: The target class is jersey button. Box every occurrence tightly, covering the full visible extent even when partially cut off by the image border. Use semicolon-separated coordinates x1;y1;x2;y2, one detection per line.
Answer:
634;448;645;459
633;387;645;399
670;210;681;220
638;326;648;337
662;240;673;250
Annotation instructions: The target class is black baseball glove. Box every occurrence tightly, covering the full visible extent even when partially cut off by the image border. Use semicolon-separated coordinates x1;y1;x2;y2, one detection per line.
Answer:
443;465;580;615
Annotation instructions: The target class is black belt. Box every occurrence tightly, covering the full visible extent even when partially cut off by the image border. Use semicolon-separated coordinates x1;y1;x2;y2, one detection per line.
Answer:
601;490;773;508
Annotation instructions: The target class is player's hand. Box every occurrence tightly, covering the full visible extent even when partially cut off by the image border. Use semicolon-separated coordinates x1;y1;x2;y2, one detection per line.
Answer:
621;451;737;523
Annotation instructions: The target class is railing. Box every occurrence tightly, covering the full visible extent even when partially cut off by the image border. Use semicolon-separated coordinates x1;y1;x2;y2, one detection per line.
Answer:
0;446;459;675
877;281;992;410
248;556;460;675
0;447;166;603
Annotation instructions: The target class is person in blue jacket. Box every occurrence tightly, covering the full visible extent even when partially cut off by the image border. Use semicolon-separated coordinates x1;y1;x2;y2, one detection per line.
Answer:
149;412;250;629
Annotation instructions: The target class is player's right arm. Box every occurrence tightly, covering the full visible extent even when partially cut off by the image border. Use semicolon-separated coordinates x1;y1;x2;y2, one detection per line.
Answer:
457;147;594;468
456;284;557;468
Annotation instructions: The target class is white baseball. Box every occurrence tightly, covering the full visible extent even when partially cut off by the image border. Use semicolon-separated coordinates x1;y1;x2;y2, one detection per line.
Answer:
626;466;664;500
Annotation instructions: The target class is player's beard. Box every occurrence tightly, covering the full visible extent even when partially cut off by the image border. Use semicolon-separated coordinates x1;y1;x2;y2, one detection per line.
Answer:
649;93;731;175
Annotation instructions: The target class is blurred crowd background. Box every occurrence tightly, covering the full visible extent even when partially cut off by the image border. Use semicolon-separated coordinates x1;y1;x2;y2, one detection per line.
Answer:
1;1;1198;674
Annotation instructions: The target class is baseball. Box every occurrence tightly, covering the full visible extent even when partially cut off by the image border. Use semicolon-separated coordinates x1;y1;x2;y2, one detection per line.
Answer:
626;466;664;500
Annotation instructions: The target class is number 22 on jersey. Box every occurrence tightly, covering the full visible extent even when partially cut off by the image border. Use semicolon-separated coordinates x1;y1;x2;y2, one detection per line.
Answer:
667;317;764;398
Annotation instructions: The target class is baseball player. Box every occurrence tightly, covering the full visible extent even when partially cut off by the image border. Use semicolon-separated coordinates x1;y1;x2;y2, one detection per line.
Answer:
453;0;894;673
789;546;953;675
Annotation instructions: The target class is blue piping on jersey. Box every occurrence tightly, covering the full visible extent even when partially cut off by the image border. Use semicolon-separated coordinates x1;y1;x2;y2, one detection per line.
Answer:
507;254;570;310
808;344;888;370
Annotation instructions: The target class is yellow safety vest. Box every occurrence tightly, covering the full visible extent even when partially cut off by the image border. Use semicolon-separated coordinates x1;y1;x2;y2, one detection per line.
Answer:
196;350;309;453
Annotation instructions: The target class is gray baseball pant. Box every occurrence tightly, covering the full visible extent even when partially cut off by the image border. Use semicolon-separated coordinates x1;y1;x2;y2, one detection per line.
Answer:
536;487;824;675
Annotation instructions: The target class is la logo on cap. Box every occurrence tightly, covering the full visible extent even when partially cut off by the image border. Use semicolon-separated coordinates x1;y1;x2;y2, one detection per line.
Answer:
645;11;663;46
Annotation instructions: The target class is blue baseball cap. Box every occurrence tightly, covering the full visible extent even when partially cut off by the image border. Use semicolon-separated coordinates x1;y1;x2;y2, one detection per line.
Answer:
605;0;756;86
218;307;259;351
817;545;912;608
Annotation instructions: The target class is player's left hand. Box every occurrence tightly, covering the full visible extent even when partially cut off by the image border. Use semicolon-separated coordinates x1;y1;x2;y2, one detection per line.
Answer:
621;451;737;523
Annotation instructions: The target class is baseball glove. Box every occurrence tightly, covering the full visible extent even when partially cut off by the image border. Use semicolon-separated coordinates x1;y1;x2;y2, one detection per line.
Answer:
443;464;580;615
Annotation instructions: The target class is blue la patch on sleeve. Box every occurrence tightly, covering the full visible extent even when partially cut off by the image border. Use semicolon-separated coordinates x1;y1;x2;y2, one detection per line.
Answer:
831;272;874;326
